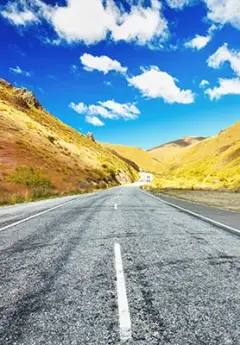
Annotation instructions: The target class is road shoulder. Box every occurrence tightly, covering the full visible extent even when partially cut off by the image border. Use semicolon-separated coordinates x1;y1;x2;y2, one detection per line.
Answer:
140;189;240;235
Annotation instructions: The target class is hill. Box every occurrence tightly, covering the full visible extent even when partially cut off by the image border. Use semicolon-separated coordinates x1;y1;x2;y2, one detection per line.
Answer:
102;143;162;172
0;79;138;204
150;122;240;190
148;136;207;163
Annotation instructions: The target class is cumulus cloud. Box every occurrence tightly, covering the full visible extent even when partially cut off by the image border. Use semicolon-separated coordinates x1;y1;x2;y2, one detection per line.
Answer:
88;104;117;119
85;115;105;126
99;100;140;119
205;78;240;100
199;79;210;88
204;0;240;30
166;0;240;32
80;54;127;74
1;0;168;47
9;66;32;77
205;44;240;100
69;99;140;126
128;66;195;104
111;0;168;45
207;43;240;76
1;0;38;25
185;35;211;50
69;102;87;114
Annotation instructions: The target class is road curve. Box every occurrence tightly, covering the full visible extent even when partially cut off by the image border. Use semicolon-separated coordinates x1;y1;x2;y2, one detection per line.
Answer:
0;186;240;345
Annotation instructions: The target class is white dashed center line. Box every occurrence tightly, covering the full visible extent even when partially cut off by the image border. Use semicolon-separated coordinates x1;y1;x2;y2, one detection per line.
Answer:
114;243;132;342
114;203;118;210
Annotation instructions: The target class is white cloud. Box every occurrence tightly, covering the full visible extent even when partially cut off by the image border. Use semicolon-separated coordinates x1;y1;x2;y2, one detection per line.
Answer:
185;35;211;50
166;0;240;31
69;102;87;114
1;1;38;25
1;0;168;47
80;54;127;74
165;0;192;9
204;0;240;30
85;115;105;126
128;66;195;104
9;66;32;77
199;79;210;88
205;78;240;100
69;99;140;125
49;0;114;45
207;43;240;76
88;104;117;119
99;100;140;119
111;0;168;45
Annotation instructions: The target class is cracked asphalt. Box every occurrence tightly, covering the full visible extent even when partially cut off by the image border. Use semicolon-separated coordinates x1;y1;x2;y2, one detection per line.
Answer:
0;186;240;345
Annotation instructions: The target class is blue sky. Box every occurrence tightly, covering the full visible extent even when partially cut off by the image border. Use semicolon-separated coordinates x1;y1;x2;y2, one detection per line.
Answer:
0;0;240;149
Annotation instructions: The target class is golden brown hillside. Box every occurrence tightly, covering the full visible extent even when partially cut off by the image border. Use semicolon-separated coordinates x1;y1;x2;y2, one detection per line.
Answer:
102;143;162;172
148;136;207;163
0;79;138;204
149;122;240;191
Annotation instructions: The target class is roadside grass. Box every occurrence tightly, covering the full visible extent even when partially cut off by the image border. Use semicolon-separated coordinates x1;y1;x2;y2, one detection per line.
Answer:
143;181;240;212
154;189;240;212
0;166;121;206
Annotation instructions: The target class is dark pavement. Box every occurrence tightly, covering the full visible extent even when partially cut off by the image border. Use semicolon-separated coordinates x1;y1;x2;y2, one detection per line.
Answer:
0;186;240;345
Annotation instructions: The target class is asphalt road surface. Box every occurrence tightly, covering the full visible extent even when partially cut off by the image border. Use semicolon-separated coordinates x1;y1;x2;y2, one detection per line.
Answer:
1;185;240;345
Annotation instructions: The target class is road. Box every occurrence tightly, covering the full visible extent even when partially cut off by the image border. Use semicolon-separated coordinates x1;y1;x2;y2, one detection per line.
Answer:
0;185;240;345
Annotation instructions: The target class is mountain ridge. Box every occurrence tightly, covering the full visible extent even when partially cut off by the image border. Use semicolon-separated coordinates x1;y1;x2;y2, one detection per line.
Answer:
102;142;163;172
148;136;208;164
148;136;208;151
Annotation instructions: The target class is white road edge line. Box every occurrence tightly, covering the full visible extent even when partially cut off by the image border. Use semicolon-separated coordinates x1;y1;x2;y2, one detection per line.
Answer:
0;184;123;233
114;243;132;342
114;203;118;210
0;197;84;232
139;188;240;236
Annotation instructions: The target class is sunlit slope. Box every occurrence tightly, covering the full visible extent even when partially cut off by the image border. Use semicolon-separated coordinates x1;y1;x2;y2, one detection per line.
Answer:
148;136;207;163
153;122;240;190
0;79;138;203
102;143;162;172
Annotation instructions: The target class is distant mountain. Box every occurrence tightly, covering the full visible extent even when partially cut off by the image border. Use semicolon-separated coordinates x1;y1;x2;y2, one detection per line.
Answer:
0;78;138;204
151;123;240;190
148;136;207;163
102;143;162;172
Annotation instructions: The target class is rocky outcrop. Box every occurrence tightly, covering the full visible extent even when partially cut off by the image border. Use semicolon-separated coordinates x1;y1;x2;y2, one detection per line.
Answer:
0;79;43;110
87;132;95;142
14;88;43;110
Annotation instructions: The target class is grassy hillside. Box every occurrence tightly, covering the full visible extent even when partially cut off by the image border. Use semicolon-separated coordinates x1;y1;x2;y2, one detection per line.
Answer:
102;143;162;172
148;136;207;163
148;122;240;191
0;79;138;204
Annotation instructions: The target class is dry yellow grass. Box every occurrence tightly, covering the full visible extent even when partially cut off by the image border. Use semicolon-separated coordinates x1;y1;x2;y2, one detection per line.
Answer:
0;79;138;204
148;122;240;191
148;136;207;163
150;189;240;212
102;143;162;172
